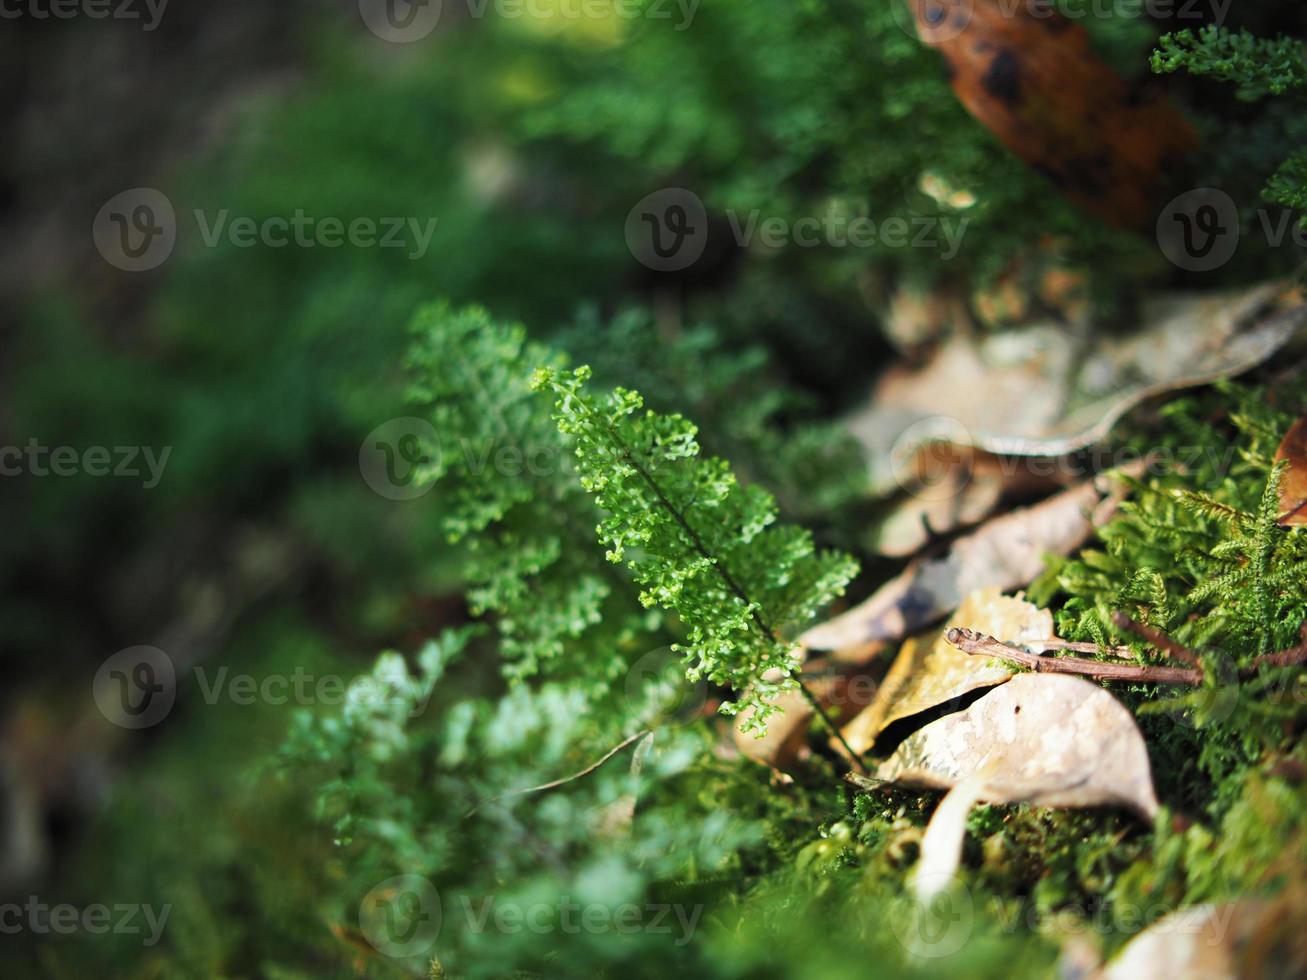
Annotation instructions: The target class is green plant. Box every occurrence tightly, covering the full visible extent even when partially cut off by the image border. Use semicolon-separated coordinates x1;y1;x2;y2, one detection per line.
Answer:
1153;26;1307;219
532;364;859;736
1052;383;1307;801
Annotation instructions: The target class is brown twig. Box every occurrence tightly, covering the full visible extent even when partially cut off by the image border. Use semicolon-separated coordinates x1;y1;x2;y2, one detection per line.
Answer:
466;729;652;816
1253;636;1307;670
947;628;1204;686
1111;611;1201;667
1028;636;1139;660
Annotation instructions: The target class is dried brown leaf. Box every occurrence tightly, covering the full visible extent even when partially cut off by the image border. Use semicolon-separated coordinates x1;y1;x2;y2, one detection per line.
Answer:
876;673;1159;896
1275;416;1307;527
911;0;1197;229
875;673;1160;819
802;467;1139;653
851;283;1305;493
874;449;1066;557
838;588;1052;757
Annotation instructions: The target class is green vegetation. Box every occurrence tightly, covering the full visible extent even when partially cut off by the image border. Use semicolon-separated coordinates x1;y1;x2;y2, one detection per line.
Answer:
1153;25;1307;218
6;3;1307;979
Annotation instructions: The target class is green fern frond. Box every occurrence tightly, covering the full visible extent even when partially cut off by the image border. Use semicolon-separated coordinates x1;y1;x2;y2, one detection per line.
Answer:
532;366;858;732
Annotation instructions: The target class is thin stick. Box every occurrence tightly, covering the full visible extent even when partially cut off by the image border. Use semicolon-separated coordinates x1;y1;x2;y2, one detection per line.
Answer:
1253;642;1307;670
1111;612;1201;667
1258;622;1307;669
794;680;868;772
467;730;651;816
947;628;1204;686
1028;637;1139;660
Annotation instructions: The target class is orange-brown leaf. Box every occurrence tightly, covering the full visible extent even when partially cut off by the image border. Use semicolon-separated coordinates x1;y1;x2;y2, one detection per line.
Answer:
911;0;1197;229
1275;415;1307;527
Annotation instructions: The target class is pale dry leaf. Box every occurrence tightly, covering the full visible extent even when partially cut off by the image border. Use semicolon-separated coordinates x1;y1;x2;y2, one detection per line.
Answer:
874;449;1067;557
878;674;1159;898
1099;904;1264;980
875;673;1160;820
802;466;1140;654
1275;415;1307;527
838;588;1052;757
851;282;1305;493
911;774;989;900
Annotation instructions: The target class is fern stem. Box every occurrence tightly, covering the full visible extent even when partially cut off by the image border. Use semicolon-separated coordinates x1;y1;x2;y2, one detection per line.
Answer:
574;395;868;771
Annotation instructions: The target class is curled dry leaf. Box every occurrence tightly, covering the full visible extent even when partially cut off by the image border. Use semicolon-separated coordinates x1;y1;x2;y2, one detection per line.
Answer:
875;673;1160;817
911;0;1196;229
1275;415;1307;527
868;674;1159;897
874;447;1068;557
837;588;1052;758
851;283;1306;493
803;465;1140;655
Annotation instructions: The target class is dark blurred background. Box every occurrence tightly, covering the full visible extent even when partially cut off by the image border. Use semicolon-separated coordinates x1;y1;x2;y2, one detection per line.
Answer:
3;1;1305;975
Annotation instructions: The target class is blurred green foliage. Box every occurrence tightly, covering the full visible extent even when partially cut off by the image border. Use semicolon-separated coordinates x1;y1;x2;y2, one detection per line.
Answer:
4;2;1307;978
